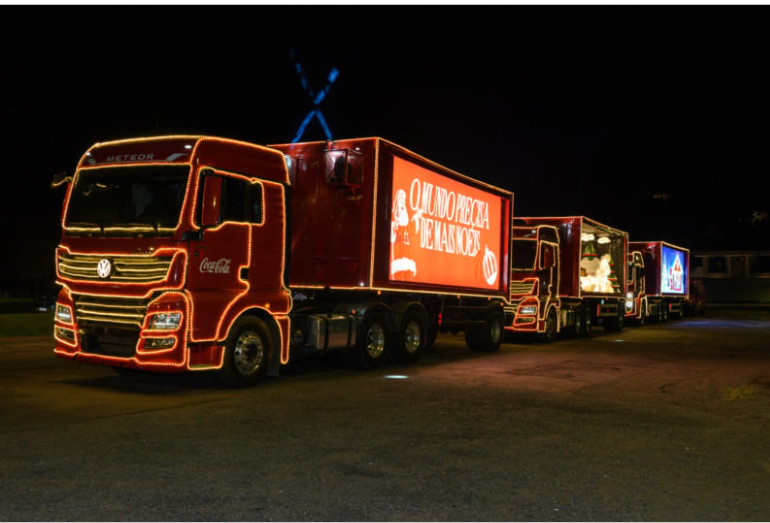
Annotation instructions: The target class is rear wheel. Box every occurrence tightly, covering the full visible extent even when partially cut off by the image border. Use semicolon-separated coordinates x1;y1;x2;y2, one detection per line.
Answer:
394;310;427;364
217;316;271;388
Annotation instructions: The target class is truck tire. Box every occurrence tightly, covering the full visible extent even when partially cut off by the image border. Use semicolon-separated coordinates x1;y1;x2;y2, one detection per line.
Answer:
637;307;647;326
356;311;390;370
426;327;438;349
538;309;558;343
467;310;504;352
604;311;624;332
394;310;427;364
217;316;271;388
580;306;592;337
567;306;581;338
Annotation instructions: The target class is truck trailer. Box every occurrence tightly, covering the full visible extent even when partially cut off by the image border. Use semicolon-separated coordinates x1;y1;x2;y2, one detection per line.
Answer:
626;241;690;323
507;216;629;341
53;135;513;386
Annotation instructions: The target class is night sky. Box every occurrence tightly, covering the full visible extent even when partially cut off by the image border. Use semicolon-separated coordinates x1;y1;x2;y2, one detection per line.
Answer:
1;5;769;296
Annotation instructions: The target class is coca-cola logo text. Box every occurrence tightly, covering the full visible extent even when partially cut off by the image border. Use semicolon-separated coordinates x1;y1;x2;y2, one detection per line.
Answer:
199;257;232;274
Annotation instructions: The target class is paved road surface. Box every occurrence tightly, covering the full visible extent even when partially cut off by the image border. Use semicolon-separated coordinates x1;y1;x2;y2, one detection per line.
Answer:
1;307;769;521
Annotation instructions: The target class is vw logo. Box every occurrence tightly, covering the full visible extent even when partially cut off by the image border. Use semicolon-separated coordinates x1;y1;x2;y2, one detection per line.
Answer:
96;258;113;279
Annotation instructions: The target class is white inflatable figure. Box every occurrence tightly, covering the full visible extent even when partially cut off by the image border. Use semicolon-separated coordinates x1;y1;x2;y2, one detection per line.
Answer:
580;255;601;292
390;189;417;278
597;254;614;293
580;253;614;292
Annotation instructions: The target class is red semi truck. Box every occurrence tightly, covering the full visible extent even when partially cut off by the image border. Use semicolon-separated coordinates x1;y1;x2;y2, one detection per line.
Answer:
53;135;513;386
626;241;690;323
507;216;629;340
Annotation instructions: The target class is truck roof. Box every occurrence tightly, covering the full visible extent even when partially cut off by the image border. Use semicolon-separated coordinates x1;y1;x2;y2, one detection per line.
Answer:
515;215;629;237
629;240;689;253
78;135;290;185
270;136;514;198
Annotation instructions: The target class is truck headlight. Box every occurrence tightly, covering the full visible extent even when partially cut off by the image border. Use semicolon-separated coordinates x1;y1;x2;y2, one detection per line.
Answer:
149;312;182;330
56;304;73;324
520;305;537;315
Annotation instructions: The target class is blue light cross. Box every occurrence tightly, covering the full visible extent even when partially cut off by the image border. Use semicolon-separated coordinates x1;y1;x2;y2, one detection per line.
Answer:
291;50;339;143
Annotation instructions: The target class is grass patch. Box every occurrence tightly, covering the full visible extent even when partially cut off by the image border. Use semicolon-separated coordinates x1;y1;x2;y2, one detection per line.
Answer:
722;385;758;401
0;298;37;314
0;313;54;337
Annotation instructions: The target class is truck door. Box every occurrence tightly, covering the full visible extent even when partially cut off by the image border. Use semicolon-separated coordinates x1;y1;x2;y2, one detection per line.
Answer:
540;242;559;302
186;169;259;341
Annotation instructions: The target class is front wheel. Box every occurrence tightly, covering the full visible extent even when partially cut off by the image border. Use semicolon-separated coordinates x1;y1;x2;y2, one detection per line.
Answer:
538;309;558;343
467;310;505;352
580;306;592;337
217;316;271;388
567;306;582;338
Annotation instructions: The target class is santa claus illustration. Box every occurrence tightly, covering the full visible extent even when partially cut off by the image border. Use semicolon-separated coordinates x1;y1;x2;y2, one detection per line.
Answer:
390;188;417;279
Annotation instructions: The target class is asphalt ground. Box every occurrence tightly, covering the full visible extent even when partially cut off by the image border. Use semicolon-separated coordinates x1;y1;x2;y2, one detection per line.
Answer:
1;306;769;521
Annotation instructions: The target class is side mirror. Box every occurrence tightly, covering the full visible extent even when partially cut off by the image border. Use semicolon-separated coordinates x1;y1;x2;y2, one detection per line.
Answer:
51;171;72;188
201;175;223;228
540;244;556;269
180;230;203;242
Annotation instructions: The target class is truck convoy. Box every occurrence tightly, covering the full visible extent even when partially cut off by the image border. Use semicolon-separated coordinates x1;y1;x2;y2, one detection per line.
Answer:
626;241;690;323
507;216;629;341
52;135;513;386
52;134;695;386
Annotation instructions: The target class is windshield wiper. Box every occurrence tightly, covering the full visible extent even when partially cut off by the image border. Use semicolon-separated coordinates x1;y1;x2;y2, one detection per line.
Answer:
102;223;162;238
67;222;105;236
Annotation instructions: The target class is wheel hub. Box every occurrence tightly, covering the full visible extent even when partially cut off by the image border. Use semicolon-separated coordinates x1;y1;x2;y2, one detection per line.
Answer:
233;332;264;375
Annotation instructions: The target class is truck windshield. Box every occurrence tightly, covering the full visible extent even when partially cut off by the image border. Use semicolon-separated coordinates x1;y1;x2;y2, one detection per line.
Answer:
511;239;537;270
64;165;190;237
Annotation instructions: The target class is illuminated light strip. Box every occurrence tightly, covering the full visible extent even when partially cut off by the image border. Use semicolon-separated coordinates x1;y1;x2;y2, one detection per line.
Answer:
509;279;537;296
368;138;379;287
57;247;187;289
62;160;192;234
76;311;143;326
181;138;288;233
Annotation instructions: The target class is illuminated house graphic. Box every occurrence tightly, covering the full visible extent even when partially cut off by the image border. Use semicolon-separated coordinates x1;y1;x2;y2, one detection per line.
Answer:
670;255;683;292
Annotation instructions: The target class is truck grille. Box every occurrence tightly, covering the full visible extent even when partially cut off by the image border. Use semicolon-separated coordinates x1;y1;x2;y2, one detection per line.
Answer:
74;295;149;358
74;295;149;328
509;281;536;296
505;304;519;315
58;253;173;283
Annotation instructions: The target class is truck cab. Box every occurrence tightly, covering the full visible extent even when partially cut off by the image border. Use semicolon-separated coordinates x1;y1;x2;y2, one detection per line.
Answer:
508;224;564;341
625;250;647;324
54;136;293;386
